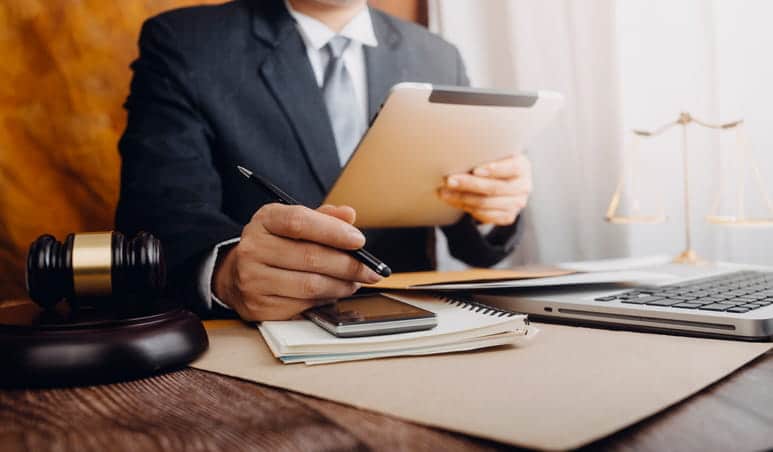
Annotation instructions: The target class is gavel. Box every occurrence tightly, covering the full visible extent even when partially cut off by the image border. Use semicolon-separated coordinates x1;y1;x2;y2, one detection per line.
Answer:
4;232;208;388
26;231;166;309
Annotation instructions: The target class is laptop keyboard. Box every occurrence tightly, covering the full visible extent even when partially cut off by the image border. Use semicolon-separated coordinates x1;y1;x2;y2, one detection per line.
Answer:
594;270;773;313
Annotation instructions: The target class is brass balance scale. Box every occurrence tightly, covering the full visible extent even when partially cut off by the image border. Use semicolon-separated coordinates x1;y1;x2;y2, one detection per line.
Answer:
605;112;773;264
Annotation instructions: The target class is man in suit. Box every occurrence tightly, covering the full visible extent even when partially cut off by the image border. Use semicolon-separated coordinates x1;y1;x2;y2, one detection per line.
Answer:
116;0;532;320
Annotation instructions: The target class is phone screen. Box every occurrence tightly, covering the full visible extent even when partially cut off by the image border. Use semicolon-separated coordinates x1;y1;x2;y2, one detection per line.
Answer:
312;294;435;325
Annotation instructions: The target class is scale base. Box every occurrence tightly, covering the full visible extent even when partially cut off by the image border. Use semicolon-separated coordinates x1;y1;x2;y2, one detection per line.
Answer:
672;249;706;265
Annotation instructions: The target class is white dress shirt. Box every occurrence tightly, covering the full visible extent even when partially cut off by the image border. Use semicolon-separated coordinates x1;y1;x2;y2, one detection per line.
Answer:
287;0;377;126
198;2;378;309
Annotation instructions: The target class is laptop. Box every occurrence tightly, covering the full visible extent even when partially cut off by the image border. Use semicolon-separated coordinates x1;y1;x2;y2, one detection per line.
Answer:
475;267;773;341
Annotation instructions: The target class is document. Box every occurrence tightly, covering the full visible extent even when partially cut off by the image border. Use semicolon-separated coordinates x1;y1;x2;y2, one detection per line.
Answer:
366;266;574;290
192;319;771;450
367;268;676;291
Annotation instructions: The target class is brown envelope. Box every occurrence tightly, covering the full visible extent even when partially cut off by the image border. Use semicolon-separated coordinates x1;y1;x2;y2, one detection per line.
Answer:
366;266;574;290
192;320;771;450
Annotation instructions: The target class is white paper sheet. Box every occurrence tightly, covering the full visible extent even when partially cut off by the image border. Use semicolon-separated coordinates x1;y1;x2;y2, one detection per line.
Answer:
409;270;677;290
558;255;673;272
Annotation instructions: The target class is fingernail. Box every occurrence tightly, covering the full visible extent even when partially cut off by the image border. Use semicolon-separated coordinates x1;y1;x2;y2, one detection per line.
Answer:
367;271;382;283
473;167;490;176
349;229;365;243
447;177;459;187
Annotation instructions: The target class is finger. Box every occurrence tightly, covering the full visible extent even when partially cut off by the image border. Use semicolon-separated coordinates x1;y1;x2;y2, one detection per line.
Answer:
438;189;522;211
258;264;361;300
476;153;531;179
239;295;332;321
256;203;365;249
439;194;526;225
442;174;530;196
254;234;382;283
468;209;520;226
440;190;530;212
514;193;529;209
472;194;528;222
317;204;356;225
471;154;517;179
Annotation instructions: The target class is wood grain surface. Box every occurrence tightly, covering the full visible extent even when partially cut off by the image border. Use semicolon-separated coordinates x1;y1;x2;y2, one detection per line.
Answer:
1;352;771;451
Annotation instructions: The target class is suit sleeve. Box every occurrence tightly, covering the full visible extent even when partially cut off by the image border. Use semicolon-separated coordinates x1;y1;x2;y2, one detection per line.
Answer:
439;47;523;267
115;17;242;311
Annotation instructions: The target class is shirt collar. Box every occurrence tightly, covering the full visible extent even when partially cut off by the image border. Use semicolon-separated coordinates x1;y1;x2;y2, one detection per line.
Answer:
284;0;378;50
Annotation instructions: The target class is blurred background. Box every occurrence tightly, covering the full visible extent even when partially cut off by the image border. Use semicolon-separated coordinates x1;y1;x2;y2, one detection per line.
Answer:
433;0;773;269
1;0;771;300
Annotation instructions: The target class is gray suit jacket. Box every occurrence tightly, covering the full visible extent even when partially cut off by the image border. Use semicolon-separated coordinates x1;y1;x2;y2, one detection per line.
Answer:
116;0;520;311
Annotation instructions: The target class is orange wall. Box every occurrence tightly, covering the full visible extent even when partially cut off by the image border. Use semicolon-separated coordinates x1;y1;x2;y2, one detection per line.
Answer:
371;0;427;25
0;1;426;300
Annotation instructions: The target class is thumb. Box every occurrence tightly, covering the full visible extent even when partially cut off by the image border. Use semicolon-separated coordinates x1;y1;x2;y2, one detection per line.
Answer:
317;204;357;225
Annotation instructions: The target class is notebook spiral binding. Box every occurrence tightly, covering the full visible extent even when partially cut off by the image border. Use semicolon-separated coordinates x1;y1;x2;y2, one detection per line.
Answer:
440;295;520;319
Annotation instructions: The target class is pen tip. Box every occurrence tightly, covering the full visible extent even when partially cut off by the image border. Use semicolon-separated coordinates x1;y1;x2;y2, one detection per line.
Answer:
237;165;252;178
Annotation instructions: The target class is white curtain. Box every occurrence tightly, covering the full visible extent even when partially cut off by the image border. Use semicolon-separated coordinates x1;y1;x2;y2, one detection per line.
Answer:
616;0;773;265
431;0;773;268
431;0;630;269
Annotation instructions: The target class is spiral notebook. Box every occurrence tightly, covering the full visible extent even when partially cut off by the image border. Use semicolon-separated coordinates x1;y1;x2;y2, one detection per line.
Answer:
259;292;534;365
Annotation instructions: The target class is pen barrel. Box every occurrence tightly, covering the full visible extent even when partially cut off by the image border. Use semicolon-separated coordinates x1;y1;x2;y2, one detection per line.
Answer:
351;248;391;277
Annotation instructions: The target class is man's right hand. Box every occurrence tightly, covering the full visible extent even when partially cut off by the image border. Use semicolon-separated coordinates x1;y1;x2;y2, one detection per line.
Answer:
212;203;383;321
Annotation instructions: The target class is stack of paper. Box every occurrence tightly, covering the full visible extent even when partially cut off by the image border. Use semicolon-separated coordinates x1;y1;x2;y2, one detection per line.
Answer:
259;292;534;365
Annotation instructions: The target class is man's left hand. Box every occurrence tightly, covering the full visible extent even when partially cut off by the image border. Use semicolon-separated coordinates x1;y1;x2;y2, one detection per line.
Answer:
438;153;532;226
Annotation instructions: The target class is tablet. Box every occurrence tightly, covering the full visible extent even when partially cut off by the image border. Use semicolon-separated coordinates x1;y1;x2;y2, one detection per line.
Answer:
324;83;563;228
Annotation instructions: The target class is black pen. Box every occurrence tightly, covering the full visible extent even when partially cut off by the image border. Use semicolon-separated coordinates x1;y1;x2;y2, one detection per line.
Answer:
237;165;392;277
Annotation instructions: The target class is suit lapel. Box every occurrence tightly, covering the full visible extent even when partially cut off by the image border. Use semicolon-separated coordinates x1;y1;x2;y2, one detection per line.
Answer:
253;3;340;192
364;10;405;120
250;4;406;190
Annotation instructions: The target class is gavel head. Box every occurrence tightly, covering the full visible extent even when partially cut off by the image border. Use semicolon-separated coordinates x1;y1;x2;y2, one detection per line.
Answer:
26;231;166;309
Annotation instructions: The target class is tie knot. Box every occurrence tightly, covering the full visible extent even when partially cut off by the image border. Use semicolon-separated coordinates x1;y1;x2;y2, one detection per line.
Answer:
325;35;351;59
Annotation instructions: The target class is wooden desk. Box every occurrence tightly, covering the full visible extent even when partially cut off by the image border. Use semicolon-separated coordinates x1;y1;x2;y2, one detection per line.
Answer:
1;345;771;451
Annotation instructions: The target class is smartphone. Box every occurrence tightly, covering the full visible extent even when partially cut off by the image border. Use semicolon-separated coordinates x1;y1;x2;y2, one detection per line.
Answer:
305;294;437;338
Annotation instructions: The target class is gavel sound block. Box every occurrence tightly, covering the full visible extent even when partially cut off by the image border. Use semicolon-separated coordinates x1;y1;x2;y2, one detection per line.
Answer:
0;231;208;388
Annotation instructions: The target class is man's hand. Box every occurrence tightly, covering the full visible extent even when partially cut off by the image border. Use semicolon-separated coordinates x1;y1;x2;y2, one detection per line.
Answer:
438;153;532;226
213;203;383;321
